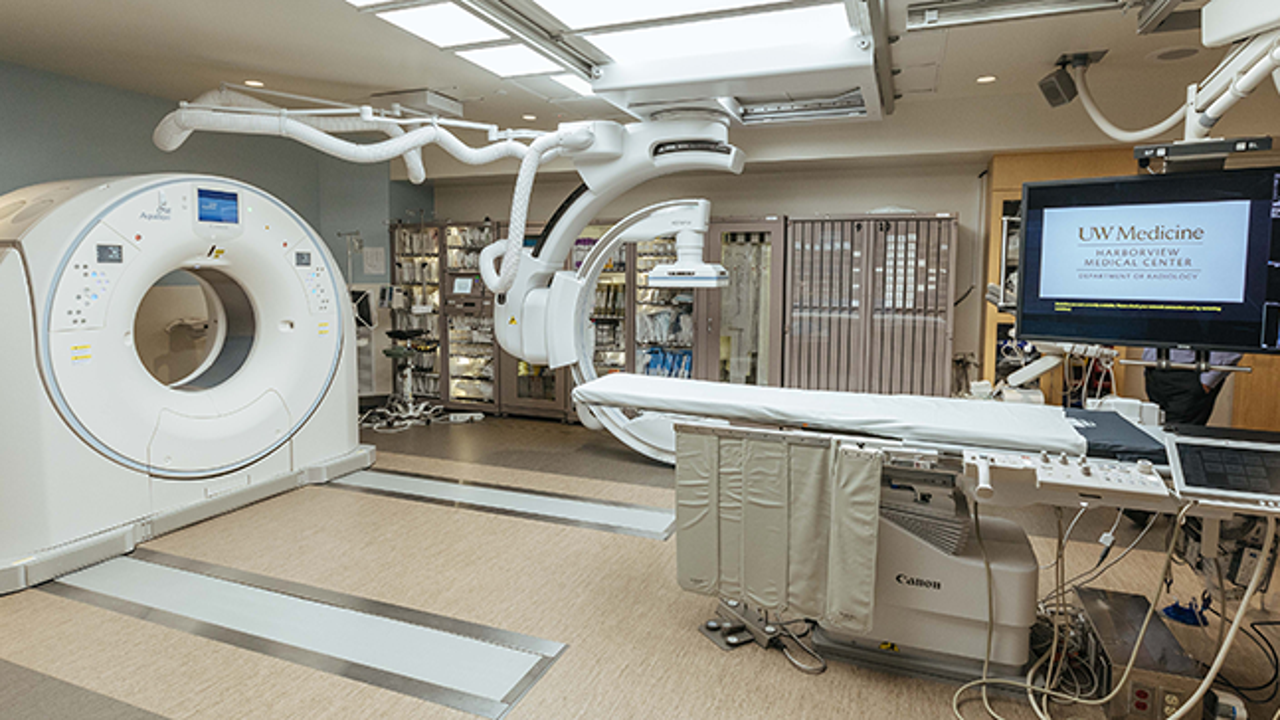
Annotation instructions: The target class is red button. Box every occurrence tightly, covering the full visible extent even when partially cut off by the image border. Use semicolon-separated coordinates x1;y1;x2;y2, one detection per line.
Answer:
1135;701;1148;711
1135;690;1150;700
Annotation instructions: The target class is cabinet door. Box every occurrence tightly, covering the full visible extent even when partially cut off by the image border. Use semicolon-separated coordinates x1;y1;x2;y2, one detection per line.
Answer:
699;218;786;386
866;217;954;396
497;348;566;417
784;219;869;391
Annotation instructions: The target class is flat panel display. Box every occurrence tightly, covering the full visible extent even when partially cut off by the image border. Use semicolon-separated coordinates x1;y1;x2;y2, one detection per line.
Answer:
97;244;123;264
1170;435;1280;508
1018;168;1280;353
197;189;239;224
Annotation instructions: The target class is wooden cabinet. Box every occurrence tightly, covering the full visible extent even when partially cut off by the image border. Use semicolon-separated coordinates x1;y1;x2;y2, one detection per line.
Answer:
1233;356;1280;431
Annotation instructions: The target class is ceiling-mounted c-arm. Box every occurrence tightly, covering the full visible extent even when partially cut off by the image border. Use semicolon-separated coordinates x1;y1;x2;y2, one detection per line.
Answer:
484;117;745;367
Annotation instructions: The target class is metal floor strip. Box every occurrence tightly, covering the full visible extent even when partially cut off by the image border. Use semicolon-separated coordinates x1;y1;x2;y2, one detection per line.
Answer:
330;470;676;540
44;550;566;720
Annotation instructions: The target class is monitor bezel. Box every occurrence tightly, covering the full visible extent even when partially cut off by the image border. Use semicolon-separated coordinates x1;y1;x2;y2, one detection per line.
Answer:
1015;167;1280;354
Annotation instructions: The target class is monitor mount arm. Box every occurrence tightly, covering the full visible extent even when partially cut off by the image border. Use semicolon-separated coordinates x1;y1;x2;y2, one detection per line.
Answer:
1119;348;1252;375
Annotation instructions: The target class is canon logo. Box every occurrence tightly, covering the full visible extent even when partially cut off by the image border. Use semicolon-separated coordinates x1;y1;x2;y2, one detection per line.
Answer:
895;573;942;591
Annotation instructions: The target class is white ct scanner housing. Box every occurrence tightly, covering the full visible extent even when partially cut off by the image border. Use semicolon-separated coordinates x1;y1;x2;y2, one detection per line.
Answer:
0;174;372;594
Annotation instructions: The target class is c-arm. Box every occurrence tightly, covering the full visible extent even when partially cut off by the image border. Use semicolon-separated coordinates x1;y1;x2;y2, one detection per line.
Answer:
152;89;745;372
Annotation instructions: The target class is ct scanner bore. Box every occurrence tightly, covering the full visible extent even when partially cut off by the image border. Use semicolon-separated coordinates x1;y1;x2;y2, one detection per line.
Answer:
0;174;371;594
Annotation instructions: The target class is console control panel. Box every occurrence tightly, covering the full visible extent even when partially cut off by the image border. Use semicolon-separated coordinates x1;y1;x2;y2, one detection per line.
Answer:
962;450;1175;512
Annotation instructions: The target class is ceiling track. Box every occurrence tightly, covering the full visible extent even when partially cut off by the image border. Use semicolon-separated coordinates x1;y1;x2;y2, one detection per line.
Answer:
457;0;602;78
566;0;845;37
906;0;1123;32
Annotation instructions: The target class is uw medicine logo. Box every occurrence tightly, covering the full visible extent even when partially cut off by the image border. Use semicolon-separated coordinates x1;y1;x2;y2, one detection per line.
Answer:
1077;224;1206;242
139;197;172;222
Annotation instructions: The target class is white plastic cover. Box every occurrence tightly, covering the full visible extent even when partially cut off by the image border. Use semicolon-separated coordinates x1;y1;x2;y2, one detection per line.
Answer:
573;374;1087;455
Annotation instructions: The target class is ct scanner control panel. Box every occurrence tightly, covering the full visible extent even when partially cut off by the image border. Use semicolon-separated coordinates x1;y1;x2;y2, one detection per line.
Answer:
293;250;333;316
54;223;138;333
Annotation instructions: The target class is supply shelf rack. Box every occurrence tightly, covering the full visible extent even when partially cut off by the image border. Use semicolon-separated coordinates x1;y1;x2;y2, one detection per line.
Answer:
440;221;498;411
389;222;442;401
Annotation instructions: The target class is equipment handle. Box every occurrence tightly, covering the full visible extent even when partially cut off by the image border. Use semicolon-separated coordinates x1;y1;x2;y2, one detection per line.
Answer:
975;457;995;500
478;241;506;293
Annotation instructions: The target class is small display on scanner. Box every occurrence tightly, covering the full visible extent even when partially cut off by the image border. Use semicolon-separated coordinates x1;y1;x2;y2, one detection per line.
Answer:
97;244;123;264
1176;442;1280;498
197;189;239;224
295;251;311;267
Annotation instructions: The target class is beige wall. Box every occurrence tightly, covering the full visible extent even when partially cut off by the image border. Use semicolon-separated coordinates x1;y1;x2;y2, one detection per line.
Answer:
433;159;988;355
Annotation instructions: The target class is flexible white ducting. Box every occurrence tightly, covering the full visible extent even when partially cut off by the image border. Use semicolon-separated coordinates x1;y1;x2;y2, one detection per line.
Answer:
155;89;432;183
154;106;537;182
1073;66;1187;143
479;127;594;295
154;90;593;295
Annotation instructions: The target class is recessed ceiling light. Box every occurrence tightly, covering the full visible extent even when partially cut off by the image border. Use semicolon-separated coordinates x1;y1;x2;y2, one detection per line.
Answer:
244;80;265;88
550;74;594;96
586;5;853;65
976;75;998;84
522;114;537;121
1151;47;1200;62
456;45;562;77
377;3;508;48
536;0;782;31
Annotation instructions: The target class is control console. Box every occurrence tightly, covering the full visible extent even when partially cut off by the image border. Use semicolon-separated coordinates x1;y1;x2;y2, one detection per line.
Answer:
961;450;1176;513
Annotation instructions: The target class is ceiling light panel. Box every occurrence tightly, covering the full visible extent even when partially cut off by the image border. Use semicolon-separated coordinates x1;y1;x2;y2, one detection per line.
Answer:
550;73;594;95
456;44;563;76
377;3;508;48
344;0;386;6
534;0;784;31
586;4;854;65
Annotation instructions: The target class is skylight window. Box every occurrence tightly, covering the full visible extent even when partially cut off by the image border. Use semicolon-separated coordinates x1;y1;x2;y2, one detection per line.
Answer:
377;3;508;48
550;74;594;96
456;45;563;76
585;4;854;65
534;0;785;31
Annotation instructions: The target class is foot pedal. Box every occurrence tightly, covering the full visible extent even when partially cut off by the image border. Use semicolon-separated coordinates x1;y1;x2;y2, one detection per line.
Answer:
698;618;754;652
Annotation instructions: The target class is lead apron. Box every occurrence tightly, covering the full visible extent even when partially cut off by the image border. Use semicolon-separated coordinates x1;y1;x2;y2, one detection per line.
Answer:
675;429;882;636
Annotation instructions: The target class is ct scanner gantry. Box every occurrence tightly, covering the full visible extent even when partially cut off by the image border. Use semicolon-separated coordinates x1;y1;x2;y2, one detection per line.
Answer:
0;174;372;594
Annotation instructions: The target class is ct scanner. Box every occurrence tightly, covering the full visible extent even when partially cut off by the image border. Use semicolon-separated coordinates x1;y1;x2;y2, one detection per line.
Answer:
0;174;372;594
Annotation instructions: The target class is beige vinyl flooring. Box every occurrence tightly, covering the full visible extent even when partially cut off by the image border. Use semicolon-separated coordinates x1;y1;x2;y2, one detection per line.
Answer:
2;420;1280;720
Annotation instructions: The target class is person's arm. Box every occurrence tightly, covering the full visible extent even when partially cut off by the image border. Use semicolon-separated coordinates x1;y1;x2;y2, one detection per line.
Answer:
1200;352;1244;391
